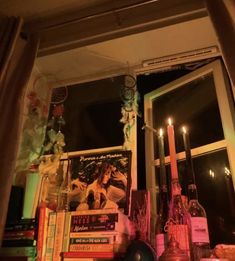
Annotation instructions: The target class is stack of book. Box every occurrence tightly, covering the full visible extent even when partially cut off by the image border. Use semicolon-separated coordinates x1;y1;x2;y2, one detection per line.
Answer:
0;218;37;261
62;208;132;259
35;207;134;260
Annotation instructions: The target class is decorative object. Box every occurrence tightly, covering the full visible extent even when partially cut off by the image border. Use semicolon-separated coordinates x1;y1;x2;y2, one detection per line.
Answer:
155;128;169;259
182;126;211;260
120;74;140;149
166;118;191;258
159;236;189;261
69;150;132;214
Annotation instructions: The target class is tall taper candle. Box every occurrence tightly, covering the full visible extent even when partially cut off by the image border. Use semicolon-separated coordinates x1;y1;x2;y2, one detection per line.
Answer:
158;128;167;186
182;126;195;185
167;118;178;180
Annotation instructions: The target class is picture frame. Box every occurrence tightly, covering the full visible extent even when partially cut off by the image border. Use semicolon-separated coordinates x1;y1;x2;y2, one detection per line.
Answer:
69;150;132;214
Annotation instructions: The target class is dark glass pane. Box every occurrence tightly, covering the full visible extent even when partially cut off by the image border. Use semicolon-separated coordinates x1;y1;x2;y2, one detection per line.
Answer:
62;76;124;151
153;73;224;157
159;149;235;247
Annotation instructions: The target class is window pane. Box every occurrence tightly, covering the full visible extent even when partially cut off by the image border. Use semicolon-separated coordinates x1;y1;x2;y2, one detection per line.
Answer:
153;73;224;157
62;76;124;151
157;149;235;247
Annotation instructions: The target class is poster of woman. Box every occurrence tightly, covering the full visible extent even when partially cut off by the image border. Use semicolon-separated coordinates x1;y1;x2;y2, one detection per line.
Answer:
69;150;132;214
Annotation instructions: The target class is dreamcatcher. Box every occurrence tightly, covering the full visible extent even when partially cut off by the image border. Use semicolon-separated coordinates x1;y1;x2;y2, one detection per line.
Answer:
43;86;68;156
120;74;140;149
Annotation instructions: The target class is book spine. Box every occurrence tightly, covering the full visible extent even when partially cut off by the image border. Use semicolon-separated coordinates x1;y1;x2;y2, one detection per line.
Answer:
2;239;36;247
63;258;94;261
70;222;116;233
0;246;36;257
62;211;71;252
37;207;51;261
70;213;118;226
22;172;42;219
45;212;57;261
52;211;66;261
5;223;36;231
4;230;35;238
69;235;114;245
62;251;114;258
70;208;118;215
69;243;114;252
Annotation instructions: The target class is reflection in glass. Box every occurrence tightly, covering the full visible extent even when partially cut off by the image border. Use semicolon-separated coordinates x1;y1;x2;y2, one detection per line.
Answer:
62;76;124;151
153;73;224;158
156;149;235;247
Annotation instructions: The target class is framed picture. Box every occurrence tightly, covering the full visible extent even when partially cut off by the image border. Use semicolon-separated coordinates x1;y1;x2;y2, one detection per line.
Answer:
69;150;132;214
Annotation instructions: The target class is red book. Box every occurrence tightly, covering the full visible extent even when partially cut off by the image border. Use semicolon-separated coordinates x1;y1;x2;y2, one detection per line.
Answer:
4;230;35;239
61;251;115;258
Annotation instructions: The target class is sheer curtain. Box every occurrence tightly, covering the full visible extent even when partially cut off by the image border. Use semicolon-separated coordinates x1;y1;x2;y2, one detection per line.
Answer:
0;17;39;245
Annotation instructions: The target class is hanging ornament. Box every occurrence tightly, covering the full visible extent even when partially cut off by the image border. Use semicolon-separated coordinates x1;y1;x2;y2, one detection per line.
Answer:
120;74;140;149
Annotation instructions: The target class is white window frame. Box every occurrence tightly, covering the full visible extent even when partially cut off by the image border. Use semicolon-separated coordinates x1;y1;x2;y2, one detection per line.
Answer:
144;59;235;239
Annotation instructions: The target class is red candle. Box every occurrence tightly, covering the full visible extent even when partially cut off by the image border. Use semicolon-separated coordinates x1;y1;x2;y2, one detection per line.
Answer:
167;118;178;180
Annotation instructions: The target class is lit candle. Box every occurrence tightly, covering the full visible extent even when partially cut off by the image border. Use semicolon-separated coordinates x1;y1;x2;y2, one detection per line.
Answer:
182;126;195;185
167;118;178;180
158;128;166;187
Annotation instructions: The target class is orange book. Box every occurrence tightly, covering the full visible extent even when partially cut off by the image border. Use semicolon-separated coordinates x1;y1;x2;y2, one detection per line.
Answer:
37;206;52;261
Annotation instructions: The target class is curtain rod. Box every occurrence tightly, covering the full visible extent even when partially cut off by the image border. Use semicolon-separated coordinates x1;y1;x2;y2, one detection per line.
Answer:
41;0;160;31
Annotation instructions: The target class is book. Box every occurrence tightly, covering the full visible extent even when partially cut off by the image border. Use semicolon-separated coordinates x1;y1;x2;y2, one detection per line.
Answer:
37;207;52;261
52;211;66;261
1;239;36;247
70;209;132;235
0;246;36;257
0;257;35;261
4;230;35;237
70;212;118;225
62;211;72;253
61;251;115;259
62;259;94;261
5;219;36;231
6;186;24;224
69;243;114;252
69;150;132;214
69;235;115;245
45;211;57;260
70;222;117;233
3;230;35;240
22;170;43;219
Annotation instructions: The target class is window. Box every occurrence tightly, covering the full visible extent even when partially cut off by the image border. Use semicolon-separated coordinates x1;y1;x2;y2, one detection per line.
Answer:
61;75;125;152
144;59;235;246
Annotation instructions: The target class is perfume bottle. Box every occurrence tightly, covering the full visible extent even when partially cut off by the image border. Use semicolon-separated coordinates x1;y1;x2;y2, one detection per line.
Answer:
182;127;210;261
155;129;169;259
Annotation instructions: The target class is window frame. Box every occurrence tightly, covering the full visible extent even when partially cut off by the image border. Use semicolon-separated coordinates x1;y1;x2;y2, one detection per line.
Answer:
144;59;235;240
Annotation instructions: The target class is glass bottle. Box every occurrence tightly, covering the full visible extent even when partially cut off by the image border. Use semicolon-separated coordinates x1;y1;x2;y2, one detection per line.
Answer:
155;128;169;259
187;185;210;261
182;127;210;261
167;120;191;259
155;184;169;259
168;179;191;258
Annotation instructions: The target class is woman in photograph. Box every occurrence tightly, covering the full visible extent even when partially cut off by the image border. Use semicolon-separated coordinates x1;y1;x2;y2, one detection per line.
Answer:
76;161;127;210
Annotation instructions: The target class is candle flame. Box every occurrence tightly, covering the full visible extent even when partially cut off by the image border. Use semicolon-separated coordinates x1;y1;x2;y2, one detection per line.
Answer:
168;118;172;125
159;128;163;136
182;126;187;134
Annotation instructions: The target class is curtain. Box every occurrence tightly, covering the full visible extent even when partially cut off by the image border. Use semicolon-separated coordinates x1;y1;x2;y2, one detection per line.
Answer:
206;0;235;90
0;17;39;245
